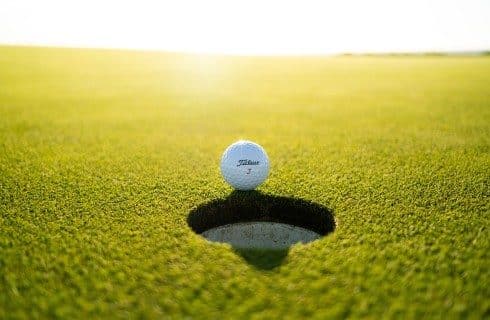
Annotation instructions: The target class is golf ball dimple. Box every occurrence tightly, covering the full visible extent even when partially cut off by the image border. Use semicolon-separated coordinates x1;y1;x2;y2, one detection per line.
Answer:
220;140;270;190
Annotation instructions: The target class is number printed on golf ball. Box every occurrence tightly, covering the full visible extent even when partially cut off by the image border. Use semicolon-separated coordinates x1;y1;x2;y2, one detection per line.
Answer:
220;140;270;190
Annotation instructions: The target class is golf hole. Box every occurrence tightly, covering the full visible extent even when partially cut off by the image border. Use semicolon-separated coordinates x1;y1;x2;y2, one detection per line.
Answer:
188;191;335;250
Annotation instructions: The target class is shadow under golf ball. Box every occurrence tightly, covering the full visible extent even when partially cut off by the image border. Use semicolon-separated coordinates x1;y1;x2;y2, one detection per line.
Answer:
187;191;335;270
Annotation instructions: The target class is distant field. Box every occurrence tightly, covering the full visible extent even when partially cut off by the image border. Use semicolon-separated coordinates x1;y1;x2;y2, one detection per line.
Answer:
0;46;489;319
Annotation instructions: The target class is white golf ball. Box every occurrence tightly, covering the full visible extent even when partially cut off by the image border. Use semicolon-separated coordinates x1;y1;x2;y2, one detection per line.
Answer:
220;140;270;190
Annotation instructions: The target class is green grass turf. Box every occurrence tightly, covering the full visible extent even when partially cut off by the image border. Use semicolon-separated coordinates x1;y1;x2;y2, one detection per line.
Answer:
0;46;489;319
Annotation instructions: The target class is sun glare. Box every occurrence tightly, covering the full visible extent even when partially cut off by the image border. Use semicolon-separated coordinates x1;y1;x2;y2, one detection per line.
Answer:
1;0;490;54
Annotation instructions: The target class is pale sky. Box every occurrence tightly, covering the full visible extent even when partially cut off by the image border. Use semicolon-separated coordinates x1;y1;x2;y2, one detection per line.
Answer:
1;0;489;55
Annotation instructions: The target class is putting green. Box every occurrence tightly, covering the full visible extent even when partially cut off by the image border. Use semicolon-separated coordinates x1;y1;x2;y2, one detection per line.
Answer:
0;46;489;319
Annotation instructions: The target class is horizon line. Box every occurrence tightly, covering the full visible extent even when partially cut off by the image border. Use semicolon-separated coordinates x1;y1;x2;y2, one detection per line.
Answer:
1;42;489;57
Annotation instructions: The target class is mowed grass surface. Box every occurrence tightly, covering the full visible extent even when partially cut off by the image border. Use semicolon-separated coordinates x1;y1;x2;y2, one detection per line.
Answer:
0;46;489;319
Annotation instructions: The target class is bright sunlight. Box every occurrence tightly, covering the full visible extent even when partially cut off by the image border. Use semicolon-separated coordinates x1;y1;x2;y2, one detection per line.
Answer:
1;0;490;54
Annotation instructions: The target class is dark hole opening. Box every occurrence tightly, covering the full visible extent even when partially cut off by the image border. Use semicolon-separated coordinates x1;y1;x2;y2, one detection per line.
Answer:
187;191;335;270
188;191;335;237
